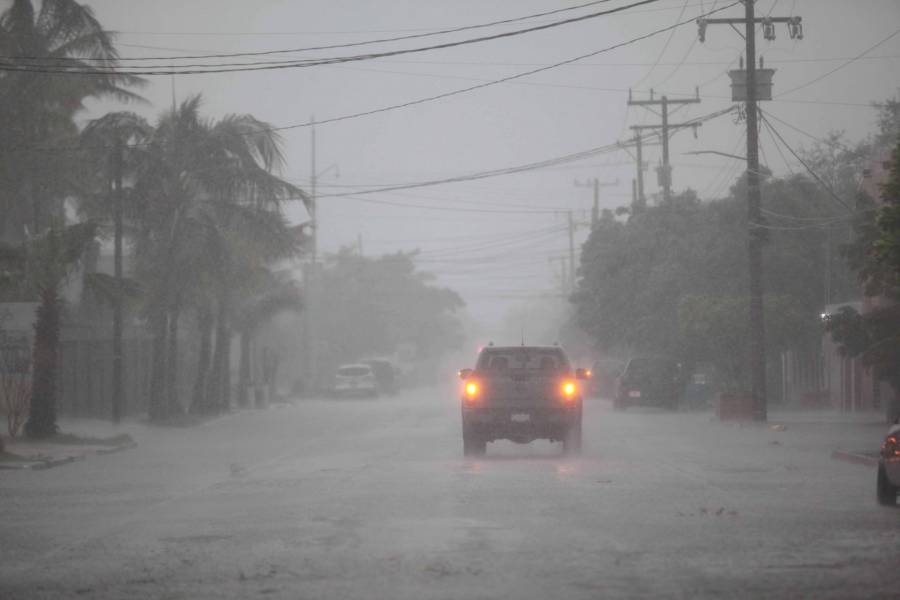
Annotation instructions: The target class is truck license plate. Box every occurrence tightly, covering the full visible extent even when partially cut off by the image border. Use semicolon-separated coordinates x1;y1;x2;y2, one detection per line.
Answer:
511;413;530;423
628;390;641;398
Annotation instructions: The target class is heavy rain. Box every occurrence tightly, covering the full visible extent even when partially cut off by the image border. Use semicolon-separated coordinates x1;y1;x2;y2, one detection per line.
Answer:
1;1;899;598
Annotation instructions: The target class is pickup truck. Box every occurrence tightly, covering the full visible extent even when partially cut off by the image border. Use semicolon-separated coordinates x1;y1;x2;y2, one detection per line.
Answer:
459;345;588;457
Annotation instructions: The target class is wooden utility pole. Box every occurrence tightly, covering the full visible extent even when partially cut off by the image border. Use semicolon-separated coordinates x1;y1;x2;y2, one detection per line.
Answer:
304;116;318;391
628;88;701;203
634;133;645;210
567;211;576;293
112;137;124;423
575;178;618;226
697;0;804;422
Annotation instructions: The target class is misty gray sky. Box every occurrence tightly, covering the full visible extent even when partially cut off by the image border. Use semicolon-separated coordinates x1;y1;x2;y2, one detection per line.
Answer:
75;0;900;328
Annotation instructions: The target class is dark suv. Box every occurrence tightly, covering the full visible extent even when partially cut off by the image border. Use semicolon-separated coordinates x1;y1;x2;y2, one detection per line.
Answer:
459;345;587;457
614;356;683;410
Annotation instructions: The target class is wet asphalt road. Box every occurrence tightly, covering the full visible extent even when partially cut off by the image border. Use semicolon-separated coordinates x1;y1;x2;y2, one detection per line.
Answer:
1;385;897;599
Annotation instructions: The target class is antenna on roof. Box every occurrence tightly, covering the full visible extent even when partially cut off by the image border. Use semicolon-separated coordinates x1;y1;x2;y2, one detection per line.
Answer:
521;323;526;346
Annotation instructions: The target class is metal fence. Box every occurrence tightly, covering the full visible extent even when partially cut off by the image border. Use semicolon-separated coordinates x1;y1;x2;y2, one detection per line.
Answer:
57;335;154;418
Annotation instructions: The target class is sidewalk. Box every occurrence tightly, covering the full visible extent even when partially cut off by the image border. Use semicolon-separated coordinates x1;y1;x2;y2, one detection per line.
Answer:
0;418;137;470
765;408;886;468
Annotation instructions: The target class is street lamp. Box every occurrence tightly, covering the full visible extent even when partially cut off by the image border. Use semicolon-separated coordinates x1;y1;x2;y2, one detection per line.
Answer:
305;115;339;393
684;150;748;161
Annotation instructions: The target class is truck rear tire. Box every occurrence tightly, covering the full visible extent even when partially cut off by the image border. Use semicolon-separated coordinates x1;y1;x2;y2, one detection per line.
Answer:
463;434;486;457
563;420;582;455
877;463;897;506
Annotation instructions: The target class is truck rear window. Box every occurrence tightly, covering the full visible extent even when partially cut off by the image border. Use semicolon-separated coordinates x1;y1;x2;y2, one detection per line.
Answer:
477;349;569;372
338;366;371;376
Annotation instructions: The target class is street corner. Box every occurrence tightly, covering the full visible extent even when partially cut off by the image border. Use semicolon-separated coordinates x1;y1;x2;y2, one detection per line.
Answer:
0;433;137;470
831;449;880;468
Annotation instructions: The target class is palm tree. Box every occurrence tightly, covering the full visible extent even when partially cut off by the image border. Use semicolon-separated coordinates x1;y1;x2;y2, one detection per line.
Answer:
131;96;307;420
79;112;151;422
0;222;99;437
233;270;303;408
0;0;143;242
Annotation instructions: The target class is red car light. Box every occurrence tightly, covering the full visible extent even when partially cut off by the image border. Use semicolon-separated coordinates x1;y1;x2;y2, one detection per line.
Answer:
464;381;480;404
560;380;577;401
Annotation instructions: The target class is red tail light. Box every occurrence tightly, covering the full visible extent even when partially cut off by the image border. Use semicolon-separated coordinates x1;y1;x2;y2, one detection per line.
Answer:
884;435;900;457
560;380;577;401
464;381;480;404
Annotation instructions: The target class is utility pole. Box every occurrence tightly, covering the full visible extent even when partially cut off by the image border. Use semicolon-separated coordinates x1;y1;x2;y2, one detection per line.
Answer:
744;0;765;422
548;256;568;296
634;133;645;210
698;0;804;422
628;88;701;203
305;116;318;391
567;210;576;293
574;178;617;226
112;137;124;423
310;116;318;267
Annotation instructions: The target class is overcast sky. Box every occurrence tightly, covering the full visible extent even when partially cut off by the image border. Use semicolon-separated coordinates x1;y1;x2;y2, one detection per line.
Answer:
73;0;900;329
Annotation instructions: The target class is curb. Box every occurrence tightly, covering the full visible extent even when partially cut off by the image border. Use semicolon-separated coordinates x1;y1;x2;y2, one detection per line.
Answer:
95;441;138;455
831;449;879;468
0;441;136;471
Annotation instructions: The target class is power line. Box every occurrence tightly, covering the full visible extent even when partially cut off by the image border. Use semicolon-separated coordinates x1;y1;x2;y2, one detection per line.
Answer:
759;113;853;212
111;2;715;38
0;0;673;75
338;194;561;214
630;0;693;89
10;4;740;156
775;26;900;98
320;105;736;199
2;0;622;63
758;108;859;152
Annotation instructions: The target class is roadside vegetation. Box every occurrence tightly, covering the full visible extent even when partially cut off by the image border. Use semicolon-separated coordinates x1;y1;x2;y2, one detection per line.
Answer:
571;99;900;409
0;0;310;435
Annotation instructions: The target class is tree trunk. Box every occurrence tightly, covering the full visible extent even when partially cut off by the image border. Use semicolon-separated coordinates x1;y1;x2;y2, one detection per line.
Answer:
111;139;124;423
190;303;213;415
147;308;168;422
25;287;60;438
238;330;250;408
164;302;182;417
207;288;231;412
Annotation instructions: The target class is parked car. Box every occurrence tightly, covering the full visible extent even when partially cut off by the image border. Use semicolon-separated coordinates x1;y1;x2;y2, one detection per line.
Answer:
362;358;398;395
614;355;684;410
590;358;625;399
333;364;378;398
877;421;900;506
459;345;588;456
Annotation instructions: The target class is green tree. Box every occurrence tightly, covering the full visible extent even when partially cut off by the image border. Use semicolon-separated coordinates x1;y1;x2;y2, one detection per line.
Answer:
0;0;142;241
573;174;853;399
313;249;465;378
233;273;303;408
79;111;151;422
130;96;305;420
0;222;99;437
827;138;900;419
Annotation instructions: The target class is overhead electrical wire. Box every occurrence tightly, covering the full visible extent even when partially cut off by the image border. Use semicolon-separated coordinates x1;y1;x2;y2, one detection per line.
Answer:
759;108;859;152
6;0;624;63
0;0;674;75
318;104;737;200
775;26;900;98
11;2;740;156
112;1;714;38
629;0;692;89
759;113;853;212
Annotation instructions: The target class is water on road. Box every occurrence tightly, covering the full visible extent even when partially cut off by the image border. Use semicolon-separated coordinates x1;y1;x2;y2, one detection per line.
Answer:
1;385;897;599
